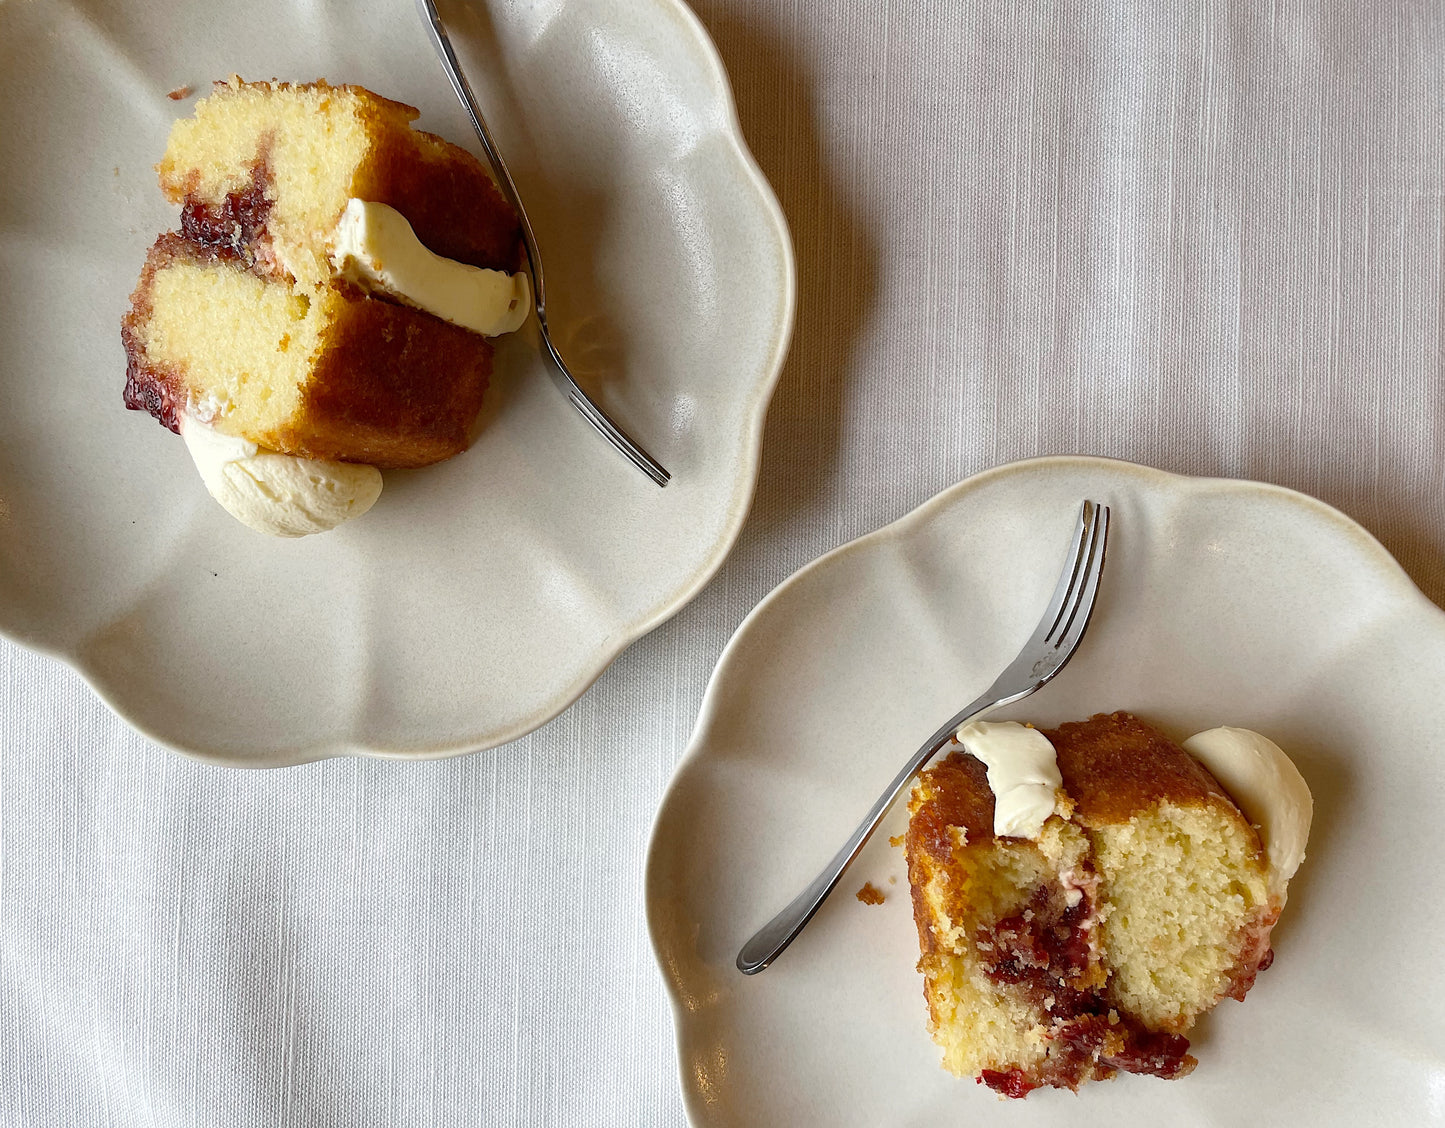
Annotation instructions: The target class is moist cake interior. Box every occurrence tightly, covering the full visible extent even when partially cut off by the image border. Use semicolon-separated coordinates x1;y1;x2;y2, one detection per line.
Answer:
905;712;1277;1096
123;78;521;469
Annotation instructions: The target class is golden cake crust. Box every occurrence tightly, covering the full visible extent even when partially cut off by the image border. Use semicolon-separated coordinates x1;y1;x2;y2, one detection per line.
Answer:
126;77;519;468
906;750;994;859
283;288;492;468
1047;712;1239;826
365;125;520;272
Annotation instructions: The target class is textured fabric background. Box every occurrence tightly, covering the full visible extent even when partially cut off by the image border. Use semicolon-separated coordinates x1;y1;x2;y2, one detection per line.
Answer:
3;1;1442;1124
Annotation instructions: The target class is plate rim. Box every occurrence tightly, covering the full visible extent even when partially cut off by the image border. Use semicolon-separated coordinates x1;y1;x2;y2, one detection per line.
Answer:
0;0;798;768
644;452;1445;1124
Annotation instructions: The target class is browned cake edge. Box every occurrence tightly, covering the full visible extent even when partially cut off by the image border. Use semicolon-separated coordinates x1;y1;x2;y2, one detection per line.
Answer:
282;295;492;469
121;233;227;435
364;127;522;273
1045;711;1242;826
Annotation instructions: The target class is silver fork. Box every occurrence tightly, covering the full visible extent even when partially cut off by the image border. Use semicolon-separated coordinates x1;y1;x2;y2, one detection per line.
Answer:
416;0;671;487
736;499;1111;974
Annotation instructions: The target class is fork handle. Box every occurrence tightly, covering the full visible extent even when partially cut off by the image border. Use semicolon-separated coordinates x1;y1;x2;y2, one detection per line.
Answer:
735;690;1001;975
415;0;542;289
539;328;673;486
416;0;671;487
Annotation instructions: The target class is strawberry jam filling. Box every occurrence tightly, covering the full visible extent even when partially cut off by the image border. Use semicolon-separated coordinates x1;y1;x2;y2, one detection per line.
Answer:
178;156;274;256
976;882;1195;1095
978;1069;1037;1099
121;341;183;434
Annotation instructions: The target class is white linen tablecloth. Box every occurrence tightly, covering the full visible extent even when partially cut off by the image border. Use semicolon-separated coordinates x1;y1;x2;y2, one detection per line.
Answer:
3;1;1442;1124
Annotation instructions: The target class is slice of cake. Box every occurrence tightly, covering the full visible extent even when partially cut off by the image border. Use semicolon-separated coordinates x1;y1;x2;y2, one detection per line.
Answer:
905;712;1309;1097
906;752;1130;1093
122;78;531;534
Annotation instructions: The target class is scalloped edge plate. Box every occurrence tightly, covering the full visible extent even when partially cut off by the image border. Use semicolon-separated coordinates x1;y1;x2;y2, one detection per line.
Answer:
647;455;1445;1126
0;0;794;765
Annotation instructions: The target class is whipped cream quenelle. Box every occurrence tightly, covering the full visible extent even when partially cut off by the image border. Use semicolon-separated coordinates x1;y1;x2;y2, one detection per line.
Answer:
1182;727;1313;902
331;199;531;337
954;721;1062;839
180;415;382;537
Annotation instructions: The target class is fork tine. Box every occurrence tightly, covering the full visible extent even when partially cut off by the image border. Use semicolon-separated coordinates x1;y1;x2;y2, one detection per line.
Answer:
1037;500;1097;642
1049;503;1109;652
979;500;1108;703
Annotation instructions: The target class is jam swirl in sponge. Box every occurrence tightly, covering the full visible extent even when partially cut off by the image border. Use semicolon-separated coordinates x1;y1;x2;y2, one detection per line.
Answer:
123;78;522;470
906;712;1298;1096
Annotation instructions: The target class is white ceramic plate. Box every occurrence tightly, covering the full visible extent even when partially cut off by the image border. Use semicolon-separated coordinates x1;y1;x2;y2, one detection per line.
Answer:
0;0;793;764
647;456;1445;1126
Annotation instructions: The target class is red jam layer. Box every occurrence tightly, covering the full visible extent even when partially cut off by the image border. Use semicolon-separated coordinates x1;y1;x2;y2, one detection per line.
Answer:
178;159;274;254
979;1069;1038;1099
121;343;183;435
975;882;1194;1094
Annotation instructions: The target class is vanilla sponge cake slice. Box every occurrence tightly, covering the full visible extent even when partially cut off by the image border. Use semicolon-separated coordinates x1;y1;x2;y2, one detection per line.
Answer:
906;754;1123;1092
124;78;522;468
907;747;1196;1096
906;712;1283;1097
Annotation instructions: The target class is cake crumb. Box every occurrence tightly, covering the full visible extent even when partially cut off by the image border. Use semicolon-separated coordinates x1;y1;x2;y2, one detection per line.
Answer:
888;875;897;885
167;85;193;101
888;834;905;847
856;882;885;906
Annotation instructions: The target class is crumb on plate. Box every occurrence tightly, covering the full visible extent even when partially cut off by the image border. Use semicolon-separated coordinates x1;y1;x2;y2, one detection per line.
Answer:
856;881;885;905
